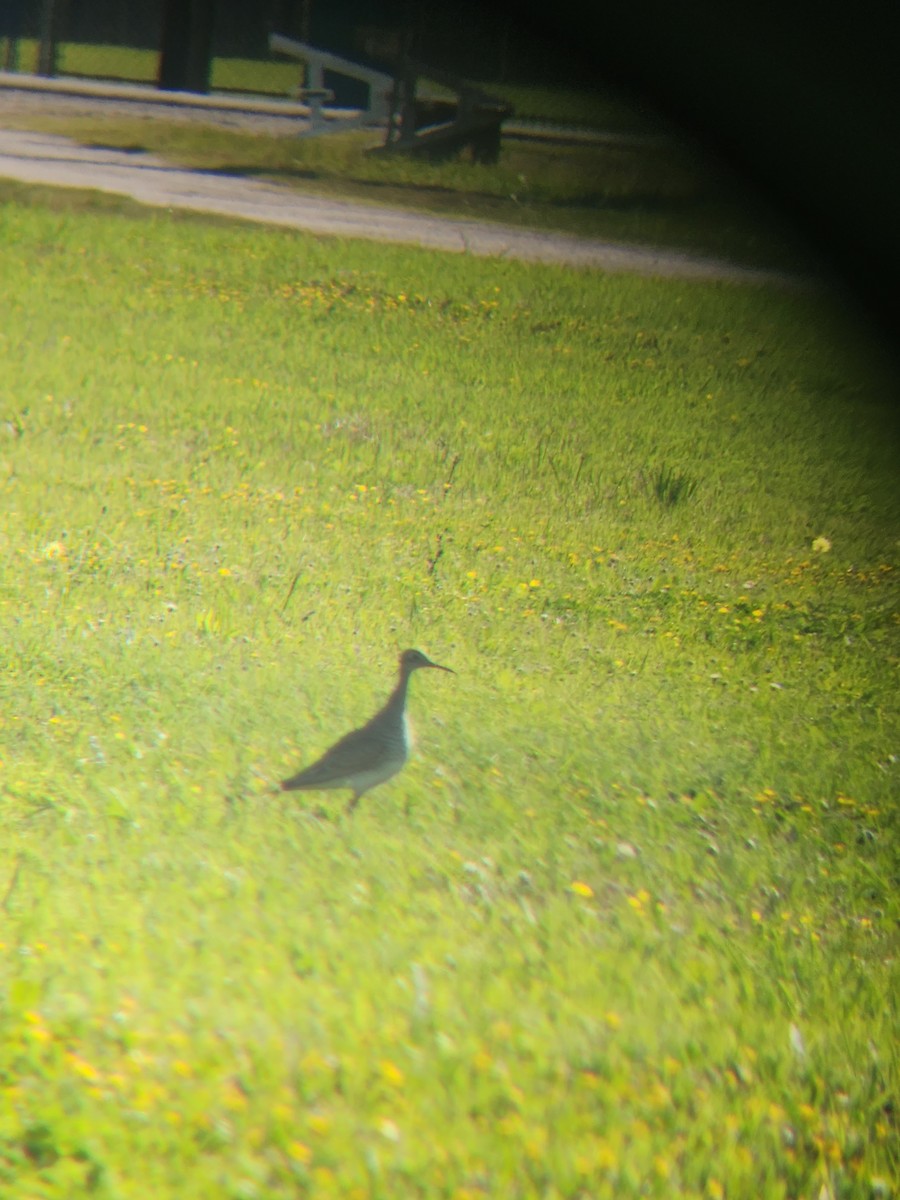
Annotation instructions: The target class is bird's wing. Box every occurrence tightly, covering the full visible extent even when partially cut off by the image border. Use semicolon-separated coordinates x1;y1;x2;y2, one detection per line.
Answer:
283;718;393;788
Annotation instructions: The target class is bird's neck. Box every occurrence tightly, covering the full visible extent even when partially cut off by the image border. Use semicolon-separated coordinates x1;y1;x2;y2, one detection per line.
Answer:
385;668;413;715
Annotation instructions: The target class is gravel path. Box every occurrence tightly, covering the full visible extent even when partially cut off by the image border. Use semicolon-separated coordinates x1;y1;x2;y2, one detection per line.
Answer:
0;82;791;282
0;74;339;135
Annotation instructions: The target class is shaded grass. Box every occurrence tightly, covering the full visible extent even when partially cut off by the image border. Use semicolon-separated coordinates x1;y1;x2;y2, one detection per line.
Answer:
0;195;897;1198
0;42;816;269
0;113;816;272
2;39;301;96
489;83;657;132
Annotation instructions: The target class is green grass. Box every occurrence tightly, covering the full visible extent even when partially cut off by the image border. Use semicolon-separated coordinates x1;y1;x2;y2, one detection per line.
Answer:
0;40;815;269
0;194;898;1199
2;39;301;95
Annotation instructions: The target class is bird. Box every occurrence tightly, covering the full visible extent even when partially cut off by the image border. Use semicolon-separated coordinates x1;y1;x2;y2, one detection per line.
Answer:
280;649;453;813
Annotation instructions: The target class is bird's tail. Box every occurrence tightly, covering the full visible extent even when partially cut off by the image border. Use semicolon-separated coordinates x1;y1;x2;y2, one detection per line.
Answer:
279;773;305;792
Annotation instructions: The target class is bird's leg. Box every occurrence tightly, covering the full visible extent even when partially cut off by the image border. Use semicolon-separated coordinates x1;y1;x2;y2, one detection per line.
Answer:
346;793;361;816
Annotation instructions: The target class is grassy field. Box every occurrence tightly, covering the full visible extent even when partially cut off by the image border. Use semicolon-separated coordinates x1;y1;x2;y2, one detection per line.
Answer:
0;40;815;269
0;187;898;1199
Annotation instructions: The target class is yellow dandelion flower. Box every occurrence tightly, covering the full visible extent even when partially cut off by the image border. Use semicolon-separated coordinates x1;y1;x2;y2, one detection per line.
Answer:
570;880;594;898
811;536;832;553
379;1059;404;1087
222;1080;248;1110
653;1155;672;1180
473;1048;493;1071
525;1128;548;1158
67;1053;101;1082
595;1140;618;1169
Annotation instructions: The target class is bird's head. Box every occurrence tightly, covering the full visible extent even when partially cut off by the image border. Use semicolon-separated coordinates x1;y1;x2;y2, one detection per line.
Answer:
400;649;454;675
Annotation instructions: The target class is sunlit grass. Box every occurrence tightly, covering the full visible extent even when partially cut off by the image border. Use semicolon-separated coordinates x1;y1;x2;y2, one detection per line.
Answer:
0;195;897;1198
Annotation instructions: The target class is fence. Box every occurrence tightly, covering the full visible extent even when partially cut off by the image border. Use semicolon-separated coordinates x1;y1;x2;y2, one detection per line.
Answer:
1;0;571;98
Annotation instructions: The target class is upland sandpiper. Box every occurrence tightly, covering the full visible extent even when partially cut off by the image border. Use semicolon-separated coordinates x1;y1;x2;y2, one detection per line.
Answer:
280;649;453;812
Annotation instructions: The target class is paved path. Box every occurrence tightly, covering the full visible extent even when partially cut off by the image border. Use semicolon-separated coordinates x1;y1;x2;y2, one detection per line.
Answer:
0;123;790;283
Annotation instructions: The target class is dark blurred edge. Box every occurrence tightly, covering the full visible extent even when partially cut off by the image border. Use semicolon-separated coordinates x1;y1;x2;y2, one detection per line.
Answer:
516;0;899;370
